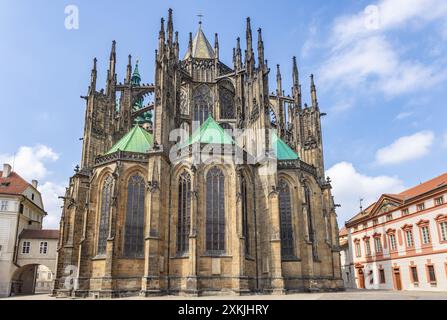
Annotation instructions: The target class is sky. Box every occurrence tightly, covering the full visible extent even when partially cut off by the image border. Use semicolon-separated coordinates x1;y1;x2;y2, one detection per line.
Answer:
0;0;446;229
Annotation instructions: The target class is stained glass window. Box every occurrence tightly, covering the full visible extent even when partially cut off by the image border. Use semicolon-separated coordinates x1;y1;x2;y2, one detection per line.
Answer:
206;167;225;253
177;172;191;255
193;85;212;125
279;179;294;258
219;87;235;119
98;175;113;255
124;174;145;258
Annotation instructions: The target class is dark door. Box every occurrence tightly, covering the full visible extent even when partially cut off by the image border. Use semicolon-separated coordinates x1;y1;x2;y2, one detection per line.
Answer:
394;269;402;290
358;269;365;289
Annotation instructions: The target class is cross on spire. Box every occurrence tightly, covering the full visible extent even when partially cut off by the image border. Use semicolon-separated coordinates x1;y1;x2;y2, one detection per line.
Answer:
197;13;204;25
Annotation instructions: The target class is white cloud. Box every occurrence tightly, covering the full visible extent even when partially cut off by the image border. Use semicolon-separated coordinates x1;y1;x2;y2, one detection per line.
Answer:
319;0;447;99
443;132;447;148
38;181;65;229
0;145;64;230
375;131;434;165
326;162;405;225
395;111;414;120
0;144;59;181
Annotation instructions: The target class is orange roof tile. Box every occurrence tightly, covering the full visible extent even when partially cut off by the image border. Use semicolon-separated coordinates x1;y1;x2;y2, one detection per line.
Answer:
0;171;31;196
398;172;447;199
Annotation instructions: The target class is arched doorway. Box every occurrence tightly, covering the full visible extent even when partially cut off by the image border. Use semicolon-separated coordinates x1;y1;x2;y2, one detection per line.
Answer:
10;264;53;296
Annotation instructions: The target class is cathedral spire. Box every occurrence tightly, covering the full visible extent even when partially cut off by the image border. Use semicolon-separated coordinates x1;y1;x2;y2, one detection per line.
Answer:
292;56;302;109
245;17;254;74
310;74;318;109
276;64;282;96
167;8;174;48
235;37;242;70
90;57;97;93
257;28;264;67
214;33;219;60
126;55;132;84
106;40;116;96
158;18;165;56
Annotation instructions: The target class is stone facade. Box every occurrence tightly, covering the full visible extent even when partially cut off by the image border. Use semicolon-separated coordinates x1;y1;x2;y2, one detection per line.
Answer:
53;9;344;298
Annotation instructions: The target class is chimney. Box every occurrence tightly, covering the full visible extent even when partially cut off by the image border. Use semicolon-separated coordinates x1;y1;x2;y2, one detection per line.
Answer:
32;180;38;188
2;164;12;178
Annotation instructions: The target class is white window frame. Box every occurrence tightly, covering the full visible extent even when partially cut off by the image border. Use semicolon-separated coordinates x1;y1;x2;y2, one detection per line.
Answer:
22;241;30;254
421;226;431;244
389;234;397;251
406;230;414;247
0;200;8;211
440;221;447;242
39;241;48;254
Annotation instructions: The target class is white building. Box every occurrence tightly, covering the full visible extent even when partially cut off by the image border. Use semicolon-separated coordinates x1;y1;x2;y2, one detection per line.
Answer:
0;163;58;297
345;172;447;291
339;227;356;288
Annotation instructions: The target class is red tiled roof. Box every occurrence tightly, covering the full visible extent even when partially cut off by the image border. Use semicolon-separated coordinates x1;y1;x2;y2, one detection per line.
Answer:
398;172;447;199
339;227;348;237
346;172;447;226
19;229;59;240
0;171;31;195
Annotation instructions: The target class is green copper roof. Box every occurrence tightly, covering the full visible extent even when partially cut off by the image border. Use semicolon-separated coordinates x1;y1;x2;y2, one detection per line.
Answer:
180;116;234;148
131;61;141;85
271;131;299;160
106;125;153;154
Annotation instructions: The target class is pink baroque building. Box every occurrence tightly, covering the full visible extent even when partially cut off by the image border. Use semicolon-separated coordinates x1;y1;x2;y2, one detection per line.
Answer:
345;173;447;291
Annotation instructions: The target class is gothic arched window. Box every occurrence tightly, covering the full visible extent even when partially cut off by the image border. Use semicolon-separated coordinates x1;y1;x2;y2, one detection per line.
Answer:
177;171;191;255
206;167;225;253
279;179;294;258
193;85;212;125
304;184;318;260
241;174;249;255
98;175;113;255
219;86;235;119
124;174;146;258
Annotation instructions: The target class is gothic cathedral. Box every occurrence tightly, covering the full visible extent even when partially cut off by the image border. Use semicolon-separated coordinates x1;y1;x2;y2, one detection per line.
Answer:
53;9;344;297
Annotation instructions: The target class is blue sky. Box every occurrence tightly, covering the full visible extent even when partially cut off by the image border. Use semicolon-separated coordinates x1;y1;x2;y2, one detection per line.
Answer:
0;0;446;228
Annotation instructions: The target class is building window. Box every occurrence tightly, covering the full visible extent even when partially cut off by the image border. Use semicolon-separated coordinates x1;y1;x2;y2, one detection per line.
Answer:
363;223;368;230
0;200;8;211
206;167;225;253
440;221;447;242
241;174;250;255
31;193;35;201
416;203;425;212
373;219;379;226
401;208;409;216
365;238;371;256
404;229;414;247
22;241;30;254
410;266;419;283
427;265;436;283
124;174;146;258
193;84;212;125
374;236;382;253
176;171;191;255
379;269;386;284
279;179;295;259
386;214;393;222
39;241;48;254
434;196;444;206
389;233;397;251
219;85;235;119
355;241;361;258
421;226;431;244
97;175;113;256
